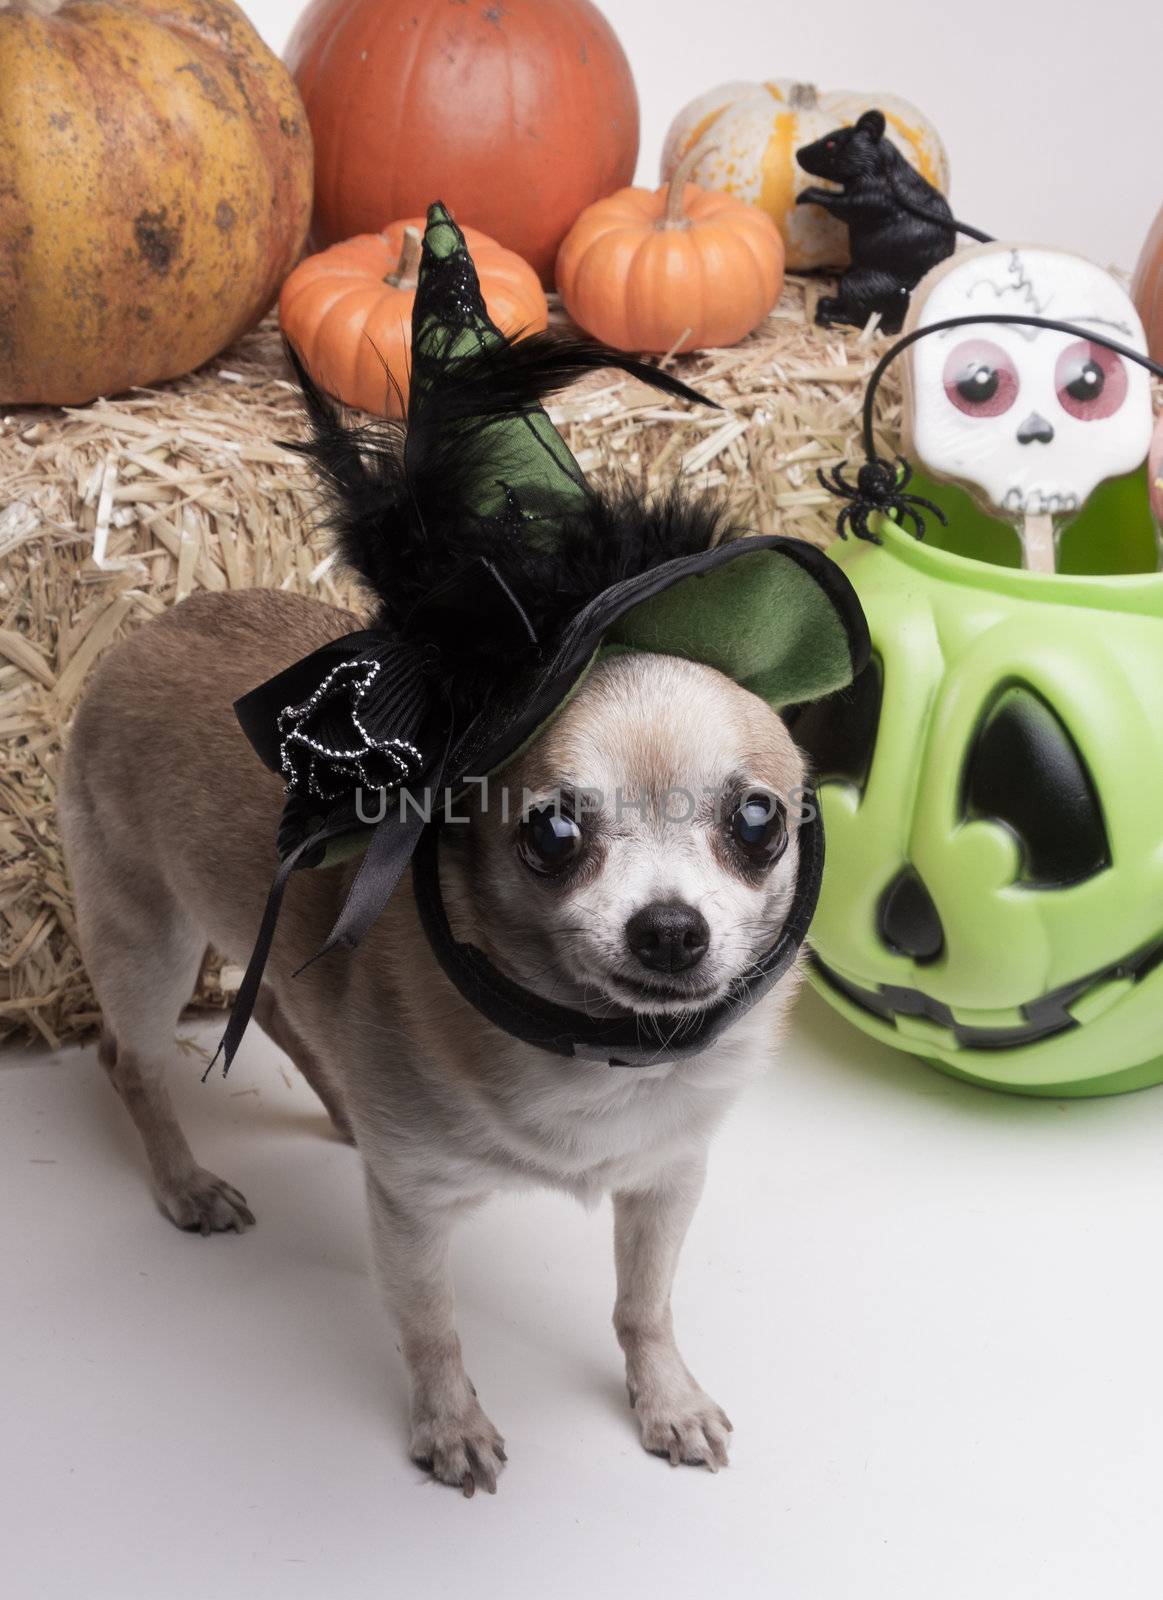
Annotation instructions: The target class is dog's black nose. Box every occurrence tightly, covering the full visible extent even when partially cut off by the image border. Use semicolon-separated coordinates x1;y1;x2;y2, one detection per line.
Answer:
625;901;710;974
1016;411;1055;445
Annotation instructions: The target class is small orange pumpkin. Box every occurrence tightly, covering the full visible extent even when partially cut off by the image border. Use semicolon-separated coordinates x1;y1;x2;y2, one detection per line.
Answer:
279;218;549;415
555;146;784;355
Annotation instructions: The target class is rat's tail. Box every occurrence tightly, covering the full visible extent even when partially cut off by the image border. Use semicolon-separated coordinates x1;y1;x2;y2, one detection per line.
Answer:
887;173;994;244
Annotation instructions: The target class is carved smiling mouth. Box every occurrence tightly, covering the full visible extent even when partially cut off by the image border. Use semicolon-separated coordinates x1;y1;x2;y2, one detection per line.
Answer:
812;929;1163;1051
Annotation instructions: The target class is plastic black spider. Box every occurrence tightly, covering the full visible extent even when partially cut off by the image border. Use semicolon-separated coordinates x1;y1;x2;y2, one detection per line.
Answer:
817;454;947;543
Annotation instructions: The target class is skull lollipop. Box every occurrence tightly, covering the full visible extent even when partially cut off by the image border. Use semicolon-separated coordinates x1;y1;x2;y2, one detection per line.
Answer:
904;244;1154;572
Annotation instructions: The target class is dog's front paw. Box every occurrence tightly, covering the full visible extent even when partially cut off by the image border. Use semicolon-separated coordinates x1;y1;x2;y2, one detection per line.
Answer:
631;1380;733;1472
157;1168;255;1235
410;1400;507;1497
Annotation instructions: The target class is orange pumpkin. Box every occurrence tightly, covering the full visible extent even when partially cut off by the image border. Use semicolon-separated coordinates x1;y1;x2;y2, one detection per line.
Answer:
285;0;639;287
1150;412;1163;526
0;0;313;406
279;218;549;416
555;147;785;354
1132;203;1163;364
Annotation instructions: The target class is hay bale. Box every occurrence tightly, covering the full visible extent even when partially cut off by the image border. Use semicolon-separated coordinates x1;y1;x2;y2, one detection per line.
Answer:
0;278;896;1047
551;276;901;543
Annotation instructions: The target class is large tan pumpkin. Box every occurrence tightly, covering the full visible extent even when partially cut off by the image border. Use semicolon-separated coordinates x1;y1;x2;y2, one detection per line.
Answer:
0;0;313;405
661;80;949;272
1132;203;1163;365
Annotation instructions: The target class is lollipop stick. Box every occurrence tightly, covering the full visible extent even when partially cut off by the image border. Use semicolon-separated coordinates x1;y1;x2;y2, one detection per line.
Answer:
1021;512;1056;574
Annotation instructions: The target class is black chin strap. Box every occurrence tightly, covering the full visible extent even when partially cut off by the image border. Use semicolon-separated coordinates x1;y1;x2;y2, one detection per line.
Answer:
410;803;825;1068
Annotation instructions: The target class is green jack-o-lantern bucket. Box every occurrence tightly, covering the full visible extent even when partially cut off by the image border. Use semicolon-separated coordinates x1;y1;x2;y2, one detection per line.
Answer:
798;247;1163;1097
801;516;1163;1096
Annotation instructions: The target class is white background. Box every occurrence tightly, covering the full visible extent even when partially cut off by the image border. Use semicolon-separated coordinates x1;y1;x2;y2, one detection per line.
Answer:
246;0;1162;276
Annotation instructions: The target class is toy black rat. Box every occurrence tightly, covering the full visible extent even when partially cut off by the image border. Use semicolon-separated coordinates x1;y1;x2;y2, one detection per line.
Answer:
796;109;983;334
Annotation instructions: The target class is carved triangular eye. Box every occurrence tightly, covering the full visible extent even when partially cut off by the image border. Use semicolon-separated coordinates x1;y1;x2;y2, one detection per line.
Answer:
787;656;882;792
962;686;1109;886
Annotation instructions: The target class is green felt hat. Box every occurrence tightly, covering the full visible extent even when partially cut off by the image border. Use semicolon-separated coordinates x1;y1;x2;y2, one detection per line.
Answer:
215;203;869;1074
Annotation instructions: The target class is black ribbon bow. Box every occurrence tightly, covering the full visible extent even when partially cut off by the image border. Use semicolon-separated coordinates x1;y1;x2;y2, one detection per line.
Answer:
208;559;539;1079
276;641;430;802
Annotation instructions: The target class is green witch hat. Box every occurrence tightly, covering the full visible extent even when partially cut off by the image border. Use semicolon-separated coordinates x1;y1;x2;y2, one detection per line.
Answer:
215;202;869;1074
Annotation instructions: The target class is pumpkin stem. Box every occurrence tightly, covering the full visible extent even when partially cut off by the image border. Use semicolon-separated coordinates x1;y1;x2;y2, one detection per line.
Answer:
385;226;423;290
661;142;718;230
788;83;820;111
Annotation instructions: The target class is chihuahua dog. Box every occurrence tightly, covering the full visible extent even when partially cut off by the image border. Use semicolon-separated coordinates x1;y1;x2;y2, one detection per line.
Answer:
59;585;808;1493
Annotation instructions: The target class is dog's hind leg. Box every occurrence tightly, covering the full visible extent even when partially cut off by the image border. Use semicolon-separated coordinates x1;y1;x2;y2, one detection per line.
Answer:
65;794;254;1235
98;1024;254;1236
95;889;254;1234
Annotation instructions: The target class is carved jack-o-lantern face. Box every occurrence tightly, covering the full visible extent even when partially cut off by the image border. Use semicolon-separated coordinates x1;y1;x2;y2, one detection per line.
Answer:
798;520;1163;1095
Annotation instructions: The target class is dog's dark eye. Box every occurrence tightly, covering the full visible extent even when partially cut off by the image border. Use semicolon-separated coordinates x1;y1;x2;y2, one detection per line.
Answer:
728;790;788;868
517;804;583;876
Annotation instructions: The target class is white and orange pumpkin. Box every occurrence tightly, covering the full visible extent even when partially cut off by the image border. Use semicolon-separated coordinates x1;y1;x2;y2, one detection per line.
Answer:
661;80;949;272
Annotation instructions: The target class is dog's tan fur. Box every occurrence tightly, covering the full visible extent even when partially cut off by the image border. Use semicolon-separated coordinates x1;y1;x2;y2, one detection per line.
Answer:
59;588;808;1493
